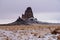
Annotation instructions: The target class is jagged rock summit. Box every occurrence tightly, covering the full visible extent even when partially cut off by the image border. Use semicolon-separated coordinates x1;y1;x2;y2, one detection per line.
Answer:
22;7;34;20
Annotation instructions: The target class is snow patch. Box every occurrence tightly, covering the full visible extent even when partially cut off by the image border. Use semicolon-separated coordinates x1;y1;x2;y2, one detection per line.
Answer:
0;29;59;40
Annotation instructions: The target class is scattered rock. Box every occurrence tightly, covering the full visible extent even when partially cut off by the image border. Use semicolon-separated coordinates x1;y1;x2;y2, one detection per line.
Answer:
52;28;60;34
57;35;60;40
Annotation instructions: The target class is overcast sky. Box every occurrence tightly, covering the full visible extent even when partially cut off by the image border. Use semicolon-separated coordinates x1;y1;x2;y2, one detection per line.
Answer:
0;0;60;24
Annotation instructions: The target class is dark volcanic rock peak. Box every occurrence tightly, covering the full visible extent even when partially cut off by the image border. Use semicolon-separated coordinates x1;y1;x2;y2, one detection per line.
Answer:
22;7;34;20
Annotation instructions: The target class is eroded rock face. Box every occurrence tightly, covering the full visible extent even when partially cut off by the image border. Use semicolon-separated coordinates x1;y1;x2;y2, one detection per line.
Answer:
10;16;28;25
22;7;34;20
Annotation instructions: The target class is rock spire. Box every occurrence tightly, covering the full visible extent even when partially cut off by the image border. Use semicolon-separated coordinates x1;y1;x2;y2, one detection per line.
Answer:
22;7;34;20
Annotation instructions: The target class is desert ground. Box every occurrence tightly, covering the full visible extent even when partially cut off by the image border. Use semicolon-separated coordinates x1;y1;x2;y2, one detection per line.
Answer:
0;24;60;40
